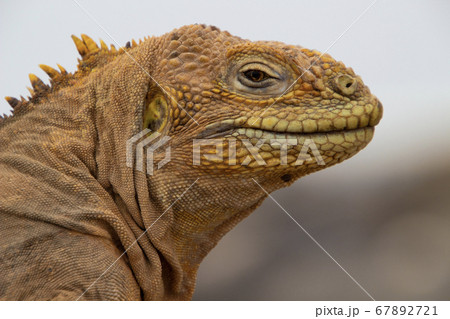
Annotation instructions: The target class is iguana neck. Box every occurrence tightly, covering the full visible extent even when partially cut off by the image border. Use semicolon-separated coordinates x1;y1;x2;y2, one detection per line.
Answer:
132;170;268;299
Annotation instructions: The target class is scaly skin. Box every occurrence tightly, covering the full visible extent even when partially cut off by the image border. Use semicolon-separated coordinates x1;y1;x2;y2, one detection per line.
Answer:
0;25;382;300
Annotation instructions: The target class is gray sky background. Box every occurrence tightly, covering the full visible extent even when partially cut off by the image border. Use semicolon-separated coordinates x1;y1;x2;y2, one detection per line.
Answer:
1;0;449;300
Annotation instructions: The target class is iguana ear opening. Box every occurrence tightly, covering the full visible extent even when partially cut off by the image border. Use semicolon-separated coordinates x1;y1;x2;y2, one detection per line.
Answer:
143;90;170;133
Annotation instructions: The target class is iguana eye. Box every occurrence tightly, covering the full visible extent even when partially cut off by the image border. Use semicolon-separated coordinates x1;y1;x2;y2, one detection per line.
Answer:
243;70;269;82
237;63;280;89
225;57;291;96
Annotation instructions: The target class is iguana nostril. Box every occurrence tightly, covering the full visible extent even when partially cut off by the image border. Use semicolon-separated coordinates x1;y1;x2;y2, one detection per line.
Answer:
336;74;356;95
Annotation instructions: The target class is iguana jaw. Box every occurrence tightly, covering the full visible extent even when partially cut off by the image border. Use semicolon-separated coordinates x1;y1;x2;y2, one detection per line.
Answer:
190;126;374;176
190;98;381;173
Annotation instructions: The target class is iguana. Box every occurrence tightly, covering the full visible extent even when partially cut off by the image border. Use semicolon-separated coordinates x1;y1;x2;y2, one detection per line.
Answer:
0;24;382;300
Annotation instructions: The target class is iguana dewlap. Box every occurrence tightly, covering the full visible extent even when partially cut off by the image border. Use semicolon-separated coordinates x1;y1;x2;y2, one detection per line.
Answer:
0;25;382;300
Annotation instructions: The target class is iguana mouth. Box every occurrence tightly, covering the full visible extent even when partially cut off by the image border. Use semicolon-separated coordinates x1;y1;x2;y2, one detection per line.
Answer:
197;100;382;139
196;120;375;139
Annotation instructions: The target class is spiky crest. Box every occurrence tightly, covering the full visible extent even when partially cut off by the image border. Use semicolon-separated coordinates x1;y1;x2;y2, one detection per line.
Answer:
1;35;142;125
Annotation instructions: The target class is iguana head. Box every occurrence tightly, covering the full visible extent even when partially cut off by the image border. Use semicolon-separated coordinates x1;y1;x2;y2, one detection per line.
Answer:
145;25;382;191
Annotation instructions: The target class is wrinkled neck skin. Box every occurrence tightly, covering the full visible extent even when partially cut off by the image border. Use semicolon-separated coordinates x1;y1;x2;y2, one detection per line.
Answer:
139;164;270;298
